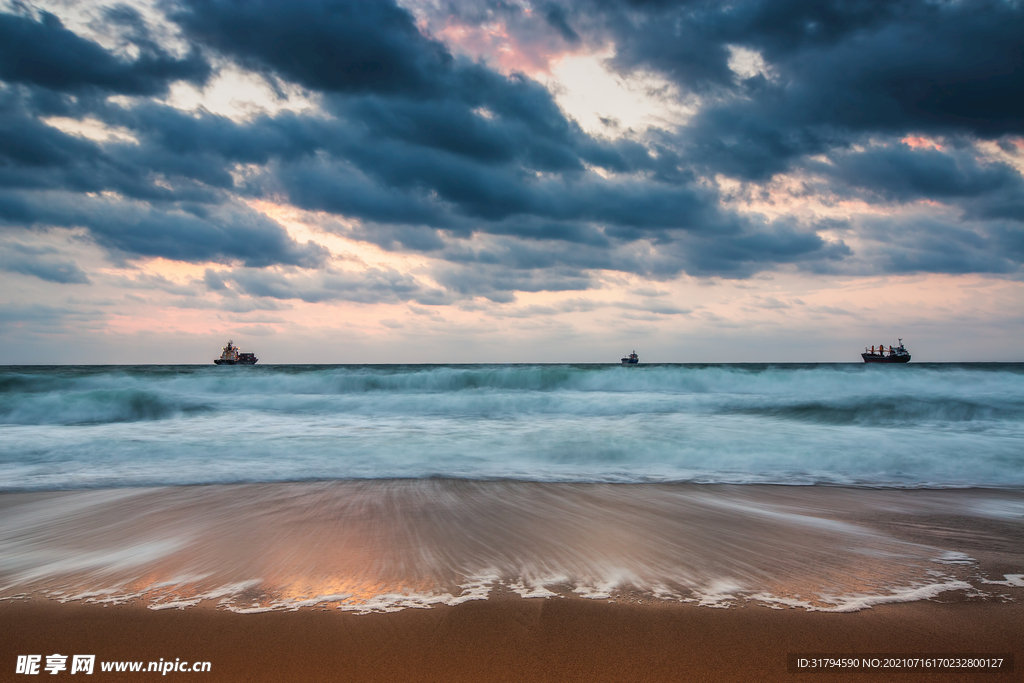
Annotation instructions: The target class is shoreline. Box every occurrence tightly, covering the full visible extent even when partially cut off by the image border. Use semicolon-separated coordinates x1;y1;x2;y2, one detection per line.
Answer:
3;481;1021;680
2;482;1023;613
3;594;1021;682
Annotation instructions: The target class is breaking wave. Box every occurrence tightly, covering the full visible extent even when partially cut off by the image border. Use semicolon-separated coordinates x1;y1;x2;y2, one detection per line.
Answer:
0;388;211;425
1;363;1022;425
1;363;1022;490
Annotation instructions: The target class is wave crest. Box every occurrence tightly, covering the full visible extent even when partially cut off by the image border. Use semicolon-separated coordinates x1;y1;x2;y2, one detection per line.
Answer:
0;388;210;425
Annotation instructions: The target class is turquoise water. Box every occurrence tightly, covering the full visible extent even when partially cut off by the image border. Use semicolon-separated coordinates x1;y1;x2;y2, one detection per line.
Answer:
2;363;1022;490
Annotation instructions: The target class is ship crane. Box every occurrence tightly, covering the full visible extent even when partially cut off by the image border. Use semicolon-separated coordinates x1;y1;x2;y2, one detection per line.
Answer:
861;338;910;364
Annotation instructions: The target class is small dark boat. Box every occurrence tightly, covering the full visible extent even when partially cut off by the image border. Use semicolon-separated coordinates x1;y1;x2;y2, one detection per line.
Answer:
214;340;258;365
862;339;910;363
621;351;639;364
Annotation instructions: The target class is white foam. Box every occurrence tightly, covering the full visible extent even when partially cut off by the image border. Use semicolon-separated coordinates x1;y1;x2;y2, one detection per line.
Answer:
60;587;135;603
337;591;457;614
752;579;973;613
221;593;356;614
448;573;498;605
932;551;976;565
147;580;263;611
571;582;615;600
31;571;1005;615
508;576;564;599
694;579;743;608
571;569;643;600
980;574;1024;587
149;598;204;610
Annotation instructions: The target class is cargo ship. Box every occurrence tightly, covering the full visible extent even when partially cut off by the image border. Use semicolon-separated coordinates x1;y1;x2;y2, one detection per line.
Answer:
621;351;639;364
214;340;258;365
861;339;910;363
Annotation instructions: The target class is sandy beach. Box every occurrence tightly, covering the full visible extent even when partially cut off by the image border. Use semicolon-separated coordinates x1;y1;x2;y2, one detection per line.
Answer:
2;482;1022;680
3;594;1021;682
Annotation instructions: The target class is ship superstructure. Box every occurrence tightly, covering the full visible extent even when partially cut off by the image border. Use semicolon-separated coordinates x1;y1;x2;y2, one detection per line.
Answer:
214;340;258;365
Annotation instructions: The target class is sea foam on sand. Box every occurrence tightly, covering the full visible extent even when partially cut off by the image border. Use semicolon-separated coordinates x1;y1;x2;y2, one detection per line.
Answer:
1;481;1021;614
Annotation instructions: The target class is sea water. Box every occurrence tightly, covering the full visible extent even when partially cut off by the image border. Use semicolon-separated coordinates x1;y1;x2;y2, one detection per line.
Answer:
1;363;1022;612
1;363;1022;490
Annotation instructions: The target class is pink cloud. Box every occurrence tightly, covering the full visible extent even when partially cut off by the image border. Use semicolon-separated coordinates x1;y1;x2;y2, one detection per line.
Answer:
901;136;943;151
424;14;584;77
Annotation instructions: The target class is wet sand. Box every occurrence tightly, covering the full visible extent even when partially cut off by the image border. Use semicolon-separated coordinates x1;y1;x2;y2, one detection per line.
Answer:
3;482;1023;612
2;596;1020;682
2;482;1022;680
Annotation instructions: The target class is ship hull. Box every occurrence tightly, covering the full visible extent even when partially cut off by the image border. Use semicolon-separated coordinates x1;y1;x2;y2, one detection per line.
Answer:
861;354;910;364
621;359;638;364
214;359;258;365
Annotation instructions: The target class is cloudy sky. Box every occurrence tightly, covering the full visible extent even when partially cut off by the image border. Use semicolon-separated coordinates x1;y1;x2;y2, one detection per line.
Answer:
0;0;1021;363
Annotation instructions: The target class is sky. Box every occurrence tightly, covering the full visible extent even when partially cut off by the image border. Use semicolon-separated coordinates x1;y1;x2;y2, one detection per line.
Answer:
0;0;1022;363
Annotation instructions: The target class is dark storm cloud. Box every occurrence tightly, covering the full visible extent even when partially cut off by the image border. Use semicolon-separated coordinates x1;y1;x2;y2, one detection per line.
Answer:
676;220;851;277
0;90;334;269
991;223;1024;263
0;191;327;268
422;213;850;300
0;0;852;290
0;91;227;204
3;37;673;258
857;215;1022;275
34;68;715;254
0;92;101;169
819;144;1024;204
582;0;1024;180
172;0;449;96
543;3;580;44
165;0;699;230
326;80;638;175
802;142;1024;228
427;221;846;300
402;0;1024;215
276;143;694;231
605;0;1023;133
2;0;1022;305
0;8;210;95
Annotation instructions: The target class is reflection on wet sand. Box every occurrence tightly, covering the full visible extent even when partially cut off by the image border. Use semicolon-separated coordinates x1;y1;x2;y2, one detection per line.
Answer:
1;482;1021;612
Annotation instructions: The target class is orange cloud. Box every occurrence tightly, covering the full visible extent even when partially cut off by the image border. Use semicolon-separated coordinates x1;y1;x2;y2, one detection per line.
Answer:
901;136;943;151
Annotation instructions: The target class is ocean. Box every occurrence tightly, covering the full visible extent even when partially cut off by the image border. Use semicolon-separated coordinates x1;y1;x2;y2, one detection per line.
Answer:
2;363;1023;489
1;363;1022;613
